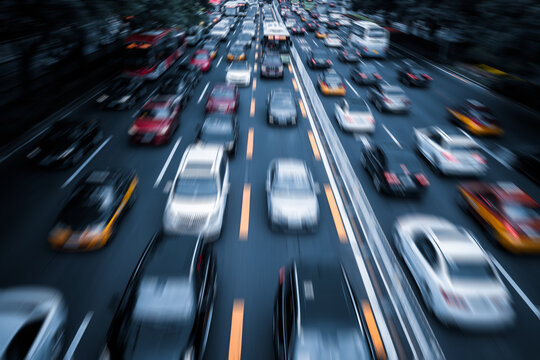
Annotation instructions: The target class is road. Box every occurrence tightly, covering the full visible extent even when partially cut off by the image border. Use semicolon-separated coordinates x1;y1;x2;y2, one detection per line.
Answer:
0;2;539;359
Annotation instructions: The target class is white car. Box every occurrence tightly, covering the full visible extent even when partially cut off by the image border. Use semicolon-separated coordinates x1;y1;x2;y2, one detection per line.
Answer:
0;287;67;359
210;26;229;41
267;159;319;232
324;33;342;47
339;18;351;26
414;126;488;176
285;19;296;29
319;15;329;24
163;144;230;240
334;98;375;133
242;24;256;39
226;62;252;87
393;214;514;330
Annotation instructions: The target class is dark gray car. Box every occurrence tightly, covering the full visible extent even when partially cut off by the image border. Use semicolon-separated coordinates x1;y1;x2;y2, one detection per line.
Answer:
267;89;298;126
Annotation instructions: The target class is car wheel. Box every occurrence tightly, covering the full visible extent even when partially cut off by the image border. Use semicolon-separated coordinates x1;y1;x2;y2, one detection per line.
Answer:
372;174;381;192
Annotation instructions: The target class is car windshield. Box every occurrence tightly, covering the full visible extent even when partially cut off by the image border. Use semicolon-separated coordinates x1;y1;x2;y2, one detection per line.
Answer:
348;100;369;112
272;94;294;107
203;44;216;51
211;87;234;99
238;34;251;41
448;261;496;281
264;55;282;65
174;177;218;197
274;171;311;195
446;143;478;152
201;119;233;141
137;107;171;119
503;203;540;221
386;89;405;96
194;52;208;60
368;28;386;38
230;46;244;53
229;62;248;71
293;329;371;360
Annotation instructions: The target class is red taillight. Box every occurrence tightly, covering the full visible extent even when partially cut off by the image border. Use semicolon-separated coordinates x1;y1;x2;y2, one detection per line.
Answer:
363;46;368;52
442;151;458;162
407;73;418;80
472;153;486;164
383;97;391;104
423;74;433;80
415;173;430;187
340;83;345;88
327;59;332;65
373;73;382;80
504;221;520;239
279;266;285;284
360;73;367;79
440;288;468;309
321;81;328;88
384;171;400;185
312;58;316;64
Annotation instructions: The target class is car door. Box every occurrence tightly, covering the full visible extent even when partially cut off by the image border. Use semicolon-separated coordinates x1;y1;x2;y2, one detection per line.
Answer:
413;236;440;296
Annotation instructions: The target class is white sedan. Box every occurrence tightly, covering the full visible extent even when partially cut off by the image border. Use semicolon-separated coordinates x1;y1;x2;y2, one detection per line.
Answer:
393;214;514;330
226;62;252;87
324;34;342;47
334;98;375;133
414;125;488;176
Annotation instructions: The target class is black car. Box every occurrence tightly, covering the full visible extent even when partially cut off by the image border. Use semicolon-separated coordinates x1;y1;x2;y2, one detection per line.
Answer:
274;262;376;360
327;20;340;29
158;69;200;108
26;118;103;168
261;52;284;78
306;49;332;69
48;169;138;251
197;113;238;156
351;63;382;85
105;234;216;359
306;21;318;31
396;60;432;87
267;89;298;125
96;77;148;110
235;33;253;48
338;46;362;63
361;142;430;197
512;147;540;185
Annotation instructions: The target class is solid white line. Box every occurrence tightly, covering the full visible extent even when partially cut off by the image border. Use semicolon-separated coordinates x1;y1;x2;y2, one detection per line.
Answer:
197;82;210;104
375;60;383;67
382;125;402;148
217;56;223;67
490;256;540;320
63;311;93;360
345;79;359;97
61;136;111;189
227;40;231;47
0;127;49;163
478;144;512;170
154;137;182;188
312;39;319;47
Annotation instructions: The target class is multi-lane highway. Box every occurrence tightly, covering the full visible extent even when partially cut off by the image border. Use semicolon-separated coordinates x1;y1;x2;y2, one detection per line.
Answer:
0;1;539;359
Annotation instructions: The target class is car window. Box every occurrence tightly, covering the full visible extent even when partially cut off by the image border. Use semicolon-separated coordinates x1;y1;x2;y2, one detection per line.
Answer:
414;234;438;268
447;261;496;282
478;192;498;210
503;203;540;221
137;108;171;119
174;177;218;197
5;318;45;359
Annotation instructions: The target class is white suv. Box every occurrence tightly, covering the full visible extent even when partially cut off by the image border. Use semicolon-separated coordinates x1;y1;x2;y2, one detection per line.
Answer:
163;144;229;240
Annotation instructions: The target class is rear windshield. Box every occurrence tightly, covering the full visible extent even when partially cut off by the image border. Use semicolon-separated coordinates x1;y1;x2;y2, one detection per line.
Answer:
386;152;422;173
448;261;496;281
368;28;386;38
138;108;171;119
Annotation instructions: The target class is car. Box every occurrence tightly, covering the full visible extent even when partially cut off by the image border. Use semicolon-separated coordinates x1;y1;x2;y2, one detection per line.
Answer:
457;181;540;253
300;13;308;22
318;15;329;24
285;19;296;28
339;18;352;26
318;69;346;96
368;84;411;113
226;61;252;87
261;51;284;78
197;114;238;156
414;126;488;176
323;33;342;47
226;44;247;61
396;60;433;87
315;26;328;38
306;49;332;69
327;20;340;29
306;20;319;31
129;95;181;145
351;63;382;85
267;159;319;231
235;33;253;48
273;262;376;359
242;23;256;38
163;144;229;239
267;89;298;125
95;77;148;110
447;99;503;136
511;147;540;184
26;118;103;168
186;25;204;46
290;25;306;35
209;25;229;41
337;46;361;62
190;49;212;72
202;40;219;59
158;70;200;108
393;214;515;330
49;169;138;250
205;84;239;114
0;287;67;359
361;142;430;196
104;234;216;359
334;98;375;133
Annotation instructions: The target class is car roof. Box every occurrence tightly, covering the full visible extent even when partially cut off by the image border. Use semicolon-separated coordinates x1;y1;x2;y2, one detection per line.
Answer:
433;126;476;144
275;158;307;177
181;144;222;177
144;235;200;279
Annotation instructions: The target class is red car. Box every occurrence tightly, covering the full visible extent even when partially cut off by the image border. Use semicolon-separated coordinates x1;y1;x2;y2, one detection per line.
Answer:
190;49;212;72
205;84;239;114
129;95;180;145
291;26;306;35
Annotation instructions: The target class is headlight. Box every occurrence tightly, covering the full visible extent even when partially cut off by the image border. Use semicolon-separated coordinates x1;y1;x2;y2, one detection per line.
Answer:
58;146;75;159
158;125;170;135
85;222;106;238
261;65;267;71
278;66;284;72
128;125;138;135
119;95;131;103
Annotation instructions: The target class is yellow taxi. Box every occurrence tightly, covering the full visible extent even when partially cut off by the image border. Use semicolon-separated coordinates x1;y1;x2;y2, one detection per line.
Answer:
227;44;247;61
318;69;346;96
447;99;503;136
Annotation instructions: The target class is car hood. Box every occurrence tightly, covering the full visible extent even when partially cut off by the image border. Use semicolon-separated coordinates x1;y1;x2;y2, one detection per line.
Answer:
168;197;218;215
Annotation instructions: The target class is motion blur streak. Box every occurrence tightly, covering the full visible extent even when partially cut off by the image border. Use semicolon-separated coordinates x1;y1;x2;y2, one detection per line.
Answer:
324;184;347;243
239;184;251;240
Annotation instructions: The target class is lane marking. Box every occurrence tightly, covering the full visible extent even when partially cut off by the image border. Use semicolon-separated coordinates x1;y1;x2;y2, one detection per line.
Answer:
490;256;540;320
227;40;231;47
246;127;254;160
292;78;298;92
375;60;383;67
217;56;223;67
252;78;257;91
256;43;259;50
288;64;292;73
239;185;251;240
228;299;245;360
298;99;307;118
254;63;258;72
255;52;258;60
362;301;387;360
307;130;321;161
63;311;93;360
0;126;49;163
153;137;182;188
324;184;348;243
61;136;111;189
382;125;402;148
197;82;210;104
250;98;256;117
345;79;359;96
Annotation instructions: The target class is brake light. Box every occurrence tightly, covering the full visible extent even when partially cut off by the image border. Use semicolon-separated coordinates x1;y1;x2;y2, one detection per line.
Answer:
367;116;375;124
363;46;368;52
384;171;400;185
312;58;316;64
442;151;458;162
340;83;345;88
279;266;285;284
407;73;418;80
423;74;433;80
359;73;367;79
415;173;430;186
440;288;468;309
472;153;486;164
321;81;328;88
383;97;391;104
504;221;520;239
373;73;382;80
197;254;202;270
327;59;332;65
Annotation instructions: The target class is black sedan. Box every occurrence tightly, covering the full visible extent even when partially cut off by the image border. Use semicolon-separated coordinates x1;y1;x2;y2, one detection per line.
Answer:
261;52;284;78
197;113;239;156
338;46;362;63
361;142;430;197
306;49;332;69
104;234;216;359
48;169;138;251
351;63;382;85
267;89;298;125
95;77;147;110
396;60;433;87
158;69;201;108
26;118;103;168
